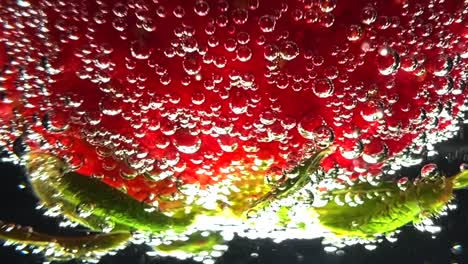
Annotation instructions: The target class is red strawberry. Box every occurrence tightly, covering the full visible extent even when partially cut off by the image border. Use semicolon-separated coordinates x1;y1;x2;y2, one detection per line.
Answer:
0;0;467;228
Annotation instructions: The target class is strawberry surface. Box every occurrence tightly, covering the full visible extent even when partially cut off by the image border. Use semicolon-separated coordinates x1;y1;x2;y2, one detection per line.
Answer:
0;0;466;212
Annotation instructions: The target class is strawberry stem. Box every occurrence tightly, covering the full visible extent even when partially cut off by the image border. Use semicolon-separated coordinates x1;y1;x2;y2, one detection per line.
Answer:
0;222;131;260
250;147;334;210
451;169;468;190
314;170;461;238
25;153;194;234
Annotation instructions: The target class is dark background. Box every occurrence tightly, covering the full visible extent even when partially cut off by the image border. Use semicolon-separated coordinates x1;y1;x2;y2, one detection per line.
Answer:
1;124;467;264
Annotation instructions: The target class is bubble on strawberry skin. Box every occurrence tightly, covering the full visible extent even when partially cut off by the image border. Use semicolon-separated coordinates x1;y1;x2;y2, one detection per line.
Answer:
346;25;363;42
258;15;276;33
172;130;202;154
237;46;253;62
279;41;299;61
313;78;334;98
361;5;377;25
194;0;210;17
100;97;122;116
298;116;323;140
376;47;400;76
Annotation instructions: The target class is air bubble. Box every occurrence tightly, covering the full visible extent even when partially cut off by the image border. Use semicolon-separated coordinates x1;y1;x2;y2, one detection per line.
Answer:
362;140;388;164
237;32;250;45
260;111;276;125
340;140;363;159
224;38;237;52
250;252;259;258
361;6;377;25
346;25;362;41
42;112;70;132
364;244;377;251
319;0;337;13
420;163;439;179
130;41;152;60
451;243;463;255
172;130;202;154
100;97;122;116
460;163;468;171
194;0;210;16
214;56;227;68
298;116;323;140
427;55;453;77
173;6;186;18
229;93;248;114
232;8;248;25
112;3;128;17
401;56;418;72
313;78;334;98
75;202;95;218
319;13;335;28
258;15;276;33
313;126;334;148
191;91;206;105
376;47;400;75
183;56;202;75
397;177;409;191
142;19;156;32
279;41;299;61
16;0;31;7
264;44;279;61
217;135;238;152
360;100;384;122
324;246;338;253
100;218;116;233
266;166;284;185
433;76;454;96
237;46;252;62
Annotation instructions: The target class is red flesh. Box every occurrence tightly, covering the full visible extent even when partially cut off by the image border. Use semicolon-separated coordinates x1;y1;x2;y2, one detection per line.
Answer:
0;0;466;202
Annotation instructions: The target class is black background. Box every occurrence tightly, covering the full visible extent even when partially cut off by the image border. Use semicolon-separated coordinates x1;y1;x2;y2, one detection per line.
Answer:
1;124;467;264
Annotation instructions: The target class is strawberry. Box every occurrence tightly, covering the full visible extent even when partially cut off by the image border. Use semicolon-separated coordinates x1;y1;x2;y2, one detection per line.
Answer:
0;0;467;261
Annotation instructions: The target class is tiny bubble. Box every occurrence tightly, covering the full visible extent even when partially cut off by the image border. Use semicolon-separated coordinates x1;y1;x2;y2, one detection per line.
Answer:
336;249;345;256
451;243;462;255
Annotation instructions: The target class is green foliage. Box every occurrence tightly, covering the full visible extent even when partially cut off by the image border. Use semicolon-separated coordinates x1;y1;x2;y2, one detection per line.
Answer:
156;231;224;254
314;175;456;238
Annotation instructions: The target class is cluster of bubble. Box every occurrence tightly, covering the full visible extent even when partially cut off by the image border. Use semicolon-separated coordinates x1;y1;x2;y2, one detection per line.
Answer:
0;0;466;262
